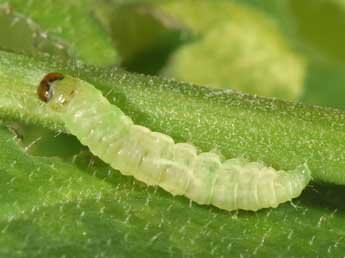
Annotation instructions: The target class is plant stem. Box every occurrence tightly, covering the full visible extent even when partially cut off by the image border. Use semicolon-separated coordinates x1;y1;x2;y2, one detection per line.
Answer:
1;50;345;184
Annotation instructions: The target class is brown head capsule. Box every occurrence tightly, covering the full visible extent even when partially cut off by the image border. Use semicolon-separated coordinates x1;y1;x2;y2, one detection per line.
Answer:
37;72;64;102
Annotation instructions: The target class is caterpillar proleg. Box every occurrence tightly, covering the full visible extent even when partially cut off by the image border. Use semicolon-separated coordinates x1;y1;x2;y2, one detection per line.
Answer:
38;73;311;211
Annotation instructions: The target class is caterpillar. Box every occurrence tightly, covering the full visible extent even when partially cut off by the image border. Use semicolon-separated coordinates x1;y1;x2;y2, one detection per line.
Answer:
37;73;311;211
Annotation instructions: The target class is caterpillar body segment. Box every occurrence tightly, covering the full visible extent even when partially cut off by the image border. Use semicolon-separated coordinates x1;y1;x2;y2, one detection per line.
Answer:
40;75;311;211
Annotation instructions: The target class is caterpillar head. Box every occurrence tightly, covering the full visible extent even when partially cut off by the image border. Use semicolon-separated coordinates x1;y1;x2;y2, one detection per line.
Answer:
37;72;78;111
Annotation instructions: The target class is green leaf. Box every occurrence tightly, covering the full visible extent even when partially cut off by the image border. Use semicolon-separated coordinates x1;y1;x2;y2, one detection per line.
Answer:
161;19;306;100
0;4;70;59
1;50;345;185
1;1;345;256
112;0;345;107
112;0;306;100
289;0;345;64
230;0;345;109
0;118;345;257
0;0;118;65
94;0;187;74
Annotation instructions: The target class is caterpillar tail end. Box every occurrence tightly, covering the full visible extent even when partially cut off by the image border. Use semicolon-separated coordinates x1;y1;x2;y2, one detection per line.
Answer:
272;163;312;210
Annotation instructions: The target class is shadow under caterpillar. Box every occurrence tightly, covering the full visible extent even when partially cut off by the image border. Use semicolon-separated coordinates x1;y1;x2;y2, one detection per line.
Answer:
37;72;311;211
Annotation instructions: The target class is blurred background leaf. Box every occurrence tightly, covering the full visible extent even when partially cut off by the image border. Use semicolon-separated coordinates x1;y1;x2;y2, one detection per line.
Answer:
96;0;345;107
0;4;70;59
158;1;306;100
0;0;119;65
97;1;187;74
2;0;345;107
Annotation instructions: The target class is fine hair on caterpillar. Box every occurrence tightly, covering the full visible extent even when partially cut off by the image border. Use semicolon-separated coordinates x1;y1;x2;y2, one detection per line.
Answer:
38;72;311;211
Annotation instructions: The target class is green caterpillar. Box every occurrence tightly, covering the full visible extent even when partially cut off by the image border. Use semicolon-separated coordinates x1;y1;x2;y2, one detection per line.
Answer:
37;73;311;211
